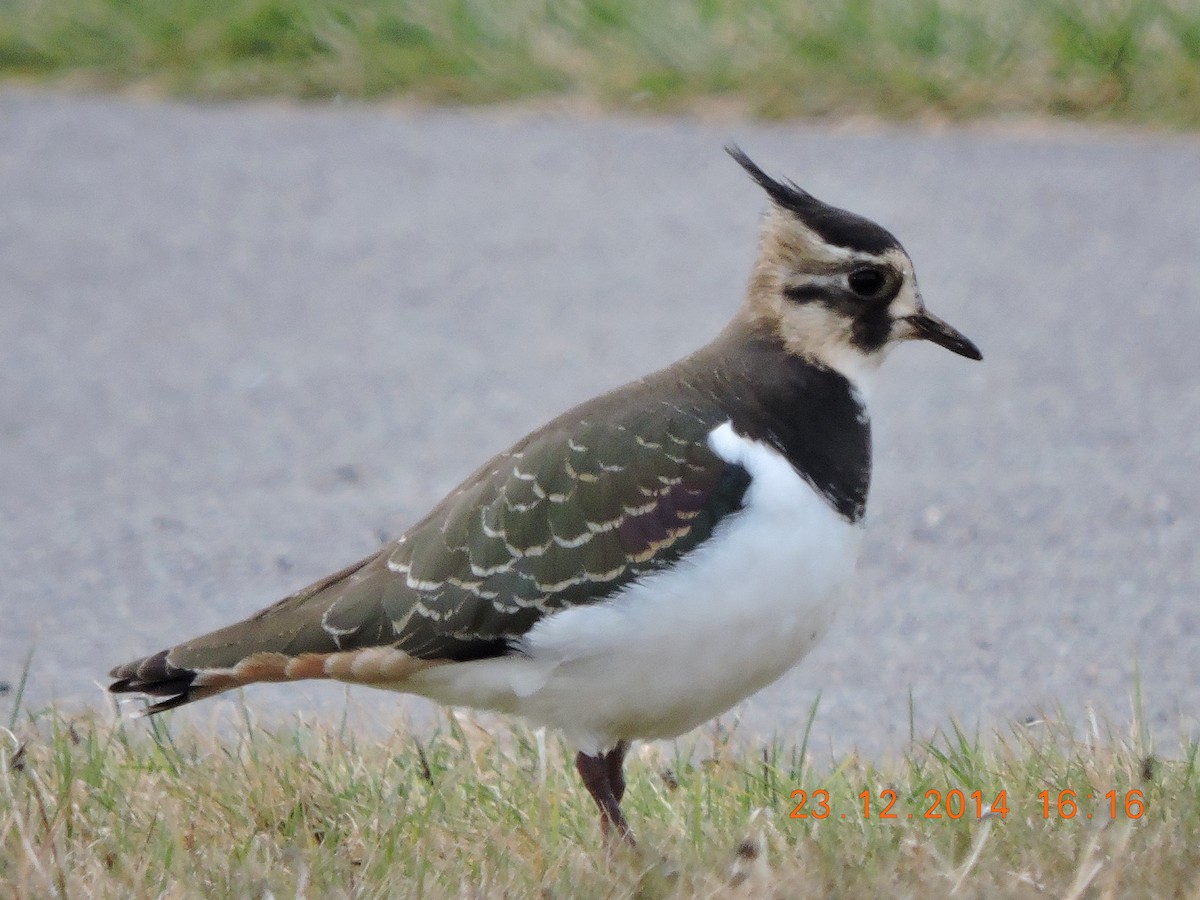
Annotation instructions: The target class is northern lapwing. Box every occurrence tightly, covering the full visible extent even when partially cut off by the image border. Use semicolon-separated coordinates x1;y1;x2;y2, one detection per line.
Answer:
109;147;981;844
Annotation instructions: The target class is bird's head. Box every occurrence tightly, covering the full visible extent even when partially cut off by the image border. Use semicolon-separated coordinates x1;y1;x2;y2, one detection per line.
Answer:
729;146;981;381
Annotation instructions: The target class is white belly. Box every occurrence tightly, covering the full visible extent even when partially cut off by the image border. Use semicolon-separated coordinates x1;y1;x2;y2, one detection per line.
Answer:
405;422;864;754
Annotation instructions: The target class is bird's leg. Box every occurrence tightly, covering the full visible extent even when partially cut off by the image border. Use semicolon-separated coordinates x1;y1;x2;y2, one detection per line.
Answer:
576;747;635;845
604;740;630;803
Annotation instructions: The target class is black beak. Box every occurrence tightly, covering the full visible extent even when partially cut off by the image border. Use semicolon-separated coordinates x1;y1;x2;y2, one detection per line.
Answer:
906;311;982;361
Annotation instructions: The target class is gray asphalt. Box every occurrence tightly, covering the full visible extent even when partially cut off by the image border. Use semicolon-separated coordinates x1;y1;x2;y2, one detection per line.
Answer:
2;91;1198;758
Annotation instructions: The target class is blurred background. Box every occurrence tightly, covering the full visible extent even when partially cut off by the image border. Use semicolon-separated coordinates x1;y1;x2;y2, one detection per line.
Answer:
1;0;1198;757
0;0;1198;124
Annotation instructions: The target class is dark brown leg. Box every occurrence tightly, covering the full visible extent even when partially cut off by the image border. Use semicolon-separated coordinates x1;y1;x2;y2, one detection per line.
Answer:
604;740;629;803
576;745;635;845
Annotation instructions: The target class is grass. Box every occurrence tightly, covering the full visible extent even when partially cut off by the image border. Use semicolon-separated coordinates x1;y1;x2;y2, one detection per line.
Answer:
0;0;1198;126
0;700;1193;898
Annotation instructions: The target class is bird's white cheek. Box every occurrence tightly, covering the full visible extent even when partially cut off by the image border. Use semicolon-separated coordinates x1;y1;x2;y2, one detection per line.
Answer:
889;284;923;321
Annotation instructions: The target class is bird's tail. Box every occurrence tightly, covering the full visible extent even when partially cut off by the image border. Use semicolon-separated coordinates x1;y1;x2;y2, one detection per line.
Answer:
108;551;429;714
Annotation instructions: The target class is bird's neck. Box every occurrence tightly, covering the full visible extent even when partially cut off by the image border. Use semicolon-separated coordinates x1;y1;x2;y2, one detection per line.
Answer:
702;314;875;406
680;316;872;523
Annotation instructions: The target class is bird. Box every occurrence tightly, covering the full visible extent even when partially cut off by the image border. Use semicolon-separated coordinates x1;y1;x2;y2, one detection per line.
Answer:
109;146;981;844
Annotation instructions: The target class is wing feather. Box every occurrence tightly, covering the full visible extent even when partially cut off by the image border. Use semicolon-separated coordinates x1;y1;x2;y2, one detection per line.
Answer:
373;404;749;660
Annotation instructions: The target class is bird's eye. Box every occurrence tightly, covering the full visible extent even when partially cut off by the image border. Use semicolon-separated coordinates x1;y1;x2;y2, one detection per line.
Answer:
848;267;888;298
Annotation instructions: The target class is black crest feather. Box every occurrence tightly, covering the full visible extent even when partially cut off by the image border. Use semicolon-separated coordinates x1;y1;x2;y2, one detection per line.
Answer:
725;145;900;256
726;144;819;216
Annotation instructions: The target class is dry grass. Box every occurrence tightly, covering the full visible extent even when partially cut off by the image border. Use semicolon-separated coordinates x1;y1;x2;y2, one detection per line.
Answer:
0;0;1199;126
1;698;1195;898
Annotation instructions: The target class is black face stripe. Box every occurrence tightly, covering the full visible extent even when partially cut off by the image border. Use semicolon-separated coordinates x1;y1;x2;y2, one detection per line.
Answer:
782;275;901;354
784;273;900;309
782;283;827;304
727;145;902;256
851;308;893;353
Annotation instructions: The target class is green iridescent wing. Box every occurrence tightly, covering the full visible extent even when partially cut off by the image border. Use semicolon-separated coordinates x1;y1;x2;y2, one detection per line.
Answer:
319;398;750;661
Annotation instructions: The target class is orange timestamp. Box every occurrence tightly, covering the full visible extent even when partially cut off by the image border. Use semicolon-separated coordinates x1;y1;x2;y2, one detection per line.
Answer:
788;788;1146;820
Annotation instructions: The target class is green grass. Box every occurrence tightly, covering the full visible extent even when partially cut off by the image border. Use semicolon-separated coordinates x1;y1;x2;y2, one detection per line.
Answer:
1;702;1194;898
0;0;1199;126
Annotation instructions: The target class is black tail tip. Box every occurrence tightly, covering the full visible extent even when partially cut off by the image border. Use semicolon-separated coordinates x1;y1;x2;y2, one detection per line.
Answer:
107;649;198;713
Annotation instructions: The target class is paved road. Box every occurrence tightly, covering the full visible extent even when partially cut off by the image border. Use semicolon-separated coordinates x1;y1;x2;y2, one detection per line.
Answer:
2;92;1198;757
